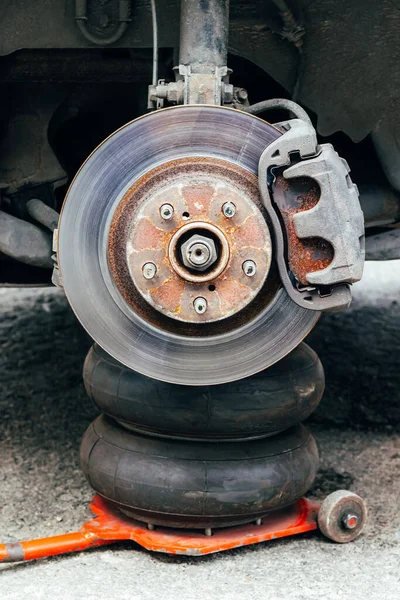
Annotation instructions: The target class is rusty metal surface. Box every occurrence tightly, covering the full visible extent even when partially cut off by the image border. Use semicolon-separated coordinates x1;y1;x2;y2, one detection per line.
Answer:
108;157;272;324
273;175;333;286
286;146;364;287
168;222;229;282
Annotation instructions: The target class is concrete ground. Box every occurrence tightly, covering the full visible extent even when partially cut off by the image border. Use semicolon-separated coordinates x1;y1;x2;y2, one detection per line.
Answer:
0;262;399;599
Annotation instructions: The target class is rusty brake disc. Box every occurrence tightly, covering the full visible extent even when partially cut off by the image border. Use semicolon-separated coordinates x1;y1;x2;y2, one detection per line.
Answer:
58;105;320;385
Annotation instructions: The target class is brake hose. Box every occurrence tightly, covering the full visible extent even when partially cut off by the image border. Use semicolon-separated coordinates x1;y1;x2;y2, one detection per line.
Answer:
244;98;312;125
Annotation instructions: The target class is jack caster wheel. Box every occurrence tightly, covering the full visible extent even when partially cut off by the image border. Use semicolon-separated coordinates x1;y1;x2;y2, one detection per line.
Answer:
83;342;324;440
81;416;319;529
318;490;367;543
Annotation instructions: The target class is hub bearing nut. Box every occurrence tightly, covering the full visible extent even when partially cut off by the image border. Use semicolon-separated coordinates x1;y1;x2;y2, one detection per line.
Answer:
181;234;218;272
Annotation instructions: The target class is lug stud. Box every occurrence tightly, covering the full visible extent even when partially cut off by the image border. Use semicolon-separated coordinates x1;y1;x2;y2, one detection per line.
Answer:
160;204;174;220
222;202;236;218
194;297;207;314
242;260;257;277
142;262;157;280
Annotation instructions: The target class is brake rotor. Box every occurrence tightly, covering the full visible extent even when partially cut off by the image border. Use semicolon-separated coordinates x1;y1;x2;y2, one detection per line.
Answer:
58;105;320;385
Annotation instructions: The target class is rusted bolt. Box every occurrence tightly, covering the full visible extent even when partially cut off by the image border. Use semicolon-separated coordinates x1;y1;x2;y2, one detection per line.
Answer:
222;202;236;218
142;262;157;280
160;204;174;220
237;88;248;101
342;514;358;530
181;233;218;272
243;260;257;277
194;297;207;314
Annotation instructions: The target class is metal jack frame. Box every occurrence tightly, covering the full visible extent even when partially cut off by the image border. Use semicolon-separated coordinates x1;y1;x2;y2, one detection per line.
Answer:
0;489;367;562
0;496;318;562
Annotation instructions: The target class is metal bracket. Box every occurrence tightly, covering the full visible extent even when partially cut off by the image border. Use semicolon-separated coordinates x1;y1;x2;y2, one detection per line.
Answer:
258;119;365;312
177;64;232;105
0;494;320;562
148;65;233;109
51;228;63;288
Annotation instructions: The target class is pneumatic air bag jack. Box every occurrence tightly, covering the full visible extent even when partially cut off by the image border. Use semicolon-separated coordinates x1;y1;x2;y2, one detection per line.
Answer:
0;344;367;564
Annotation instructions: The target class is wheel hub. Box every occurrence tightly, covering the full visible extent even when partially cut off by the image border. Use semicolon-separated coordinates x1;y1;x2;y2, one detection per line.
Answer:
108;157;272;323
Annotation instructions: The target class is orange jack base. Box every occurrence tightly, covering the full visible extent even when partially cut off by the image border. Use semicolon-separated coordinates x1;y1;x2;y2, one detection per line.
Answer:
0;495;320;562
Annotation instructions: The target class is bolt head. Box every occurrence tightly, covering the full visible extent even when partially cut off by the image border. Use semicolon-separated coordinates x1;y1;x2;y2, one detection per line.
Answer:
166;82;181;103
142;262;157;280
181;234;218;272
242;260;257;277
194;297;207;314
223;83;234;103
237;88;248;101
222;202;236;218
342;513;358;530
160;204;174;220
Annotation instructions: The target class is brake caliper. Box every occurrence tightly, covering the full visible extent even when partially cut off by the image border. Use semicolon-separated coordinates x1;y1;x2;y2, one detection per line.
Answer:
259;118;365;311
